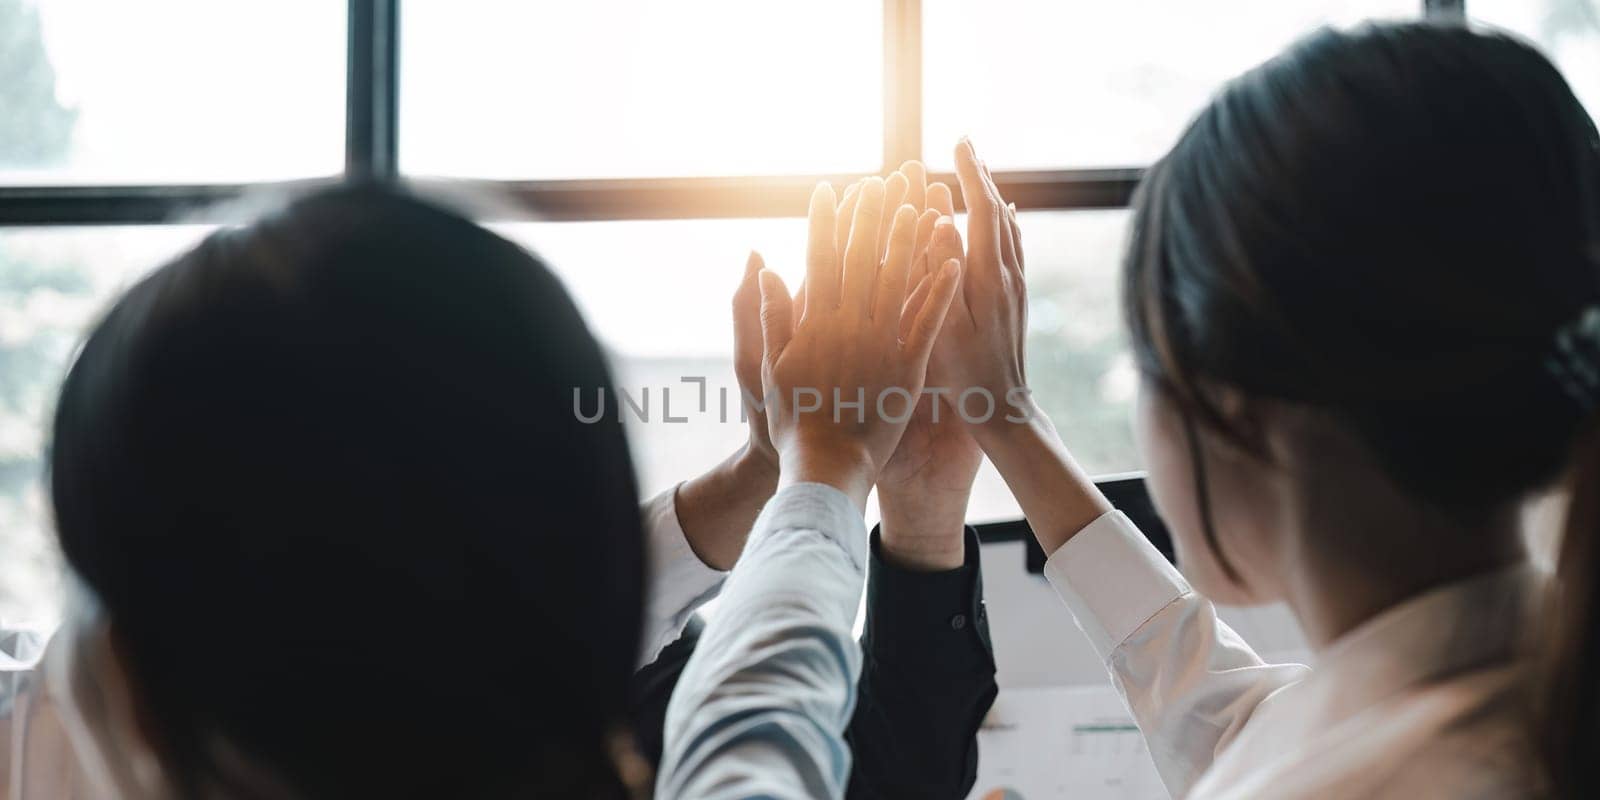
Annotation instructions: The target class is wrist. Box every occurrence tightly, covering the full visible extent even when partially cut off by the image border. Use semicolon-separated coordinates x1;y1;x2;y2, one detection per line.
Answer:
779;436;875;513
970;406;1112;556
731;442;780;495
878;487;970;536
971;397;1054;453
878;493;970;571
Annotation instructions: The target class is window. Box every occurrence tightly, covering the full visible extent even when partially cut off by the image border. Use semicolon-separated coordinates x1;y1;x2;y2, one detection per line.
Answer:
497;218;810;500
401;1;882;179
10;0;1575;621
0;0;345;184
922;0;1419;169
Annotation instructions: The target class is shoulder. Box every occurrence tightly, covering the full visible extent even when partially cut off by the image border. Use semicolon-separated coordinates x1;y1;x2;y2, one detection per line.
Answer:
1196;663;1542;799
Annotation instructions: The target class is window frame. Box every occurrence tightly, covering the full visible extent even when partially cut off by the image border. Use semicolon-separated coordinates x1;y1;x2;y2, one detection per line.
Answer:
0;0;1454;225
0;0;1461;543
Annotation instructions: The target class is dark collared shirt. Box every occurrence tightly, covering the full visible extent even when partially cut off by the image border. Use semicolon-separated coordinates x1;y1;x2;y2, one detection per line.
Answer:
632;525;997;799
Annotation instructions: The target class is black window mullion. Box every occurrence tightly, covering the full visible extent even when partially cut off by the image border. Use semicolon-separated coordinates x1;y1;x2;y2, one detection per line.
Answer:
346;0;400;182
1425;0;1466;19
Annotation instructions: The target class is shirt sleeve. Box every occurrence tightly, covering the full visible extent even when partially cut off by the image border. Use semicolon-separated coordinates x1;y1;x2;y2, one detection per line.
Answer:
1044;510;1310;799
846;526;997;800
656;483;868;800
638;484;730;669
2;624;87;799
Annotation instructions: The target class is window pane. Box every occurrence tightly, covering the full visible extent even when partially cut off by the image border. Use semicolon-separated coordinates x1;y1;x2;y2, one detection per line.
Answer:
497;218;808;498
0;1;345;184
402;1;882;179
0;226;211;624
922;0;1417;170
1471;0;1600;122
501;211;1136;524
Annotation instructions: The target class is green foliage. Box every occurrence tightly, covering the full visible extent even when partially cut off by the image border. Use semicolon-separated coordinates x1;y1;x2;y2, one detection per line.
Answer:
0;0;77;167
0;0;81;620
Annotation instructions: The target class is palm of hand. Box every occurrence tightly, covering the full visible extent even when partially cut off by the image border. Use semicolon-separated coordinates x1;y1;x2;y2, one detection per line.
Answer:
878;395;983;495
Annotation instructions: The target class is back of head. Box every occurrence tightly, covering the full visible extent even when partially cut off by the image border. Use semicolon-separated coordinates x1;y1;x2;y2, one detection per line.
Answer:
49;185;644;797
1126;20;1600;510
1121;20;1600;792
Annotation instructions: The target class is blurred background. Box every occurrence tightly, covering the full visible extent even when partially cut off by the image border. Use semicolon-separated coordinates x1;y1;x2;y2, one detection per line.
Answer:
1;0;1595;625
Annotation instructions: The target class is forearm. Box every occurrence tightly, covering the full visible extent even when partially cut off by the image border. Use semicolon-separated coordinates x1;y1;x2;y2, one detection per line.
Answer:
975;407;1111;556
657;483;868;799
672;445;778;571
846;527;997;800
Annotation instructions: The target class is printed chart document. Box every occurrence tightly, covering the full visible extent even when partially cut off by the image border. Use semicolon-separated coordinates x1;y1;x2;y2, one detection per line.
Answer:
968;684;1167;800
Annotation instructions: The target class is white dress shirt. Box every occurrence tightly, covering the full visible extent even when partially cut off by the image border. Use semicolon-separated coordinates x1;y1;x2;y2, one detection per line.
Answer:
1046;509;1546;799
638;485;730;666
0;485;732;799
656;482;867;800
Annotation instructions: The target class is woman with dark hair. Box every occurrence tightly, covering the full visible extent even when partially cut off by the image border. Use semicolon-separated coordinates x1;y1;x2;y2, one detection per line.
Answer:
0;179;967;798
921;21;1600;799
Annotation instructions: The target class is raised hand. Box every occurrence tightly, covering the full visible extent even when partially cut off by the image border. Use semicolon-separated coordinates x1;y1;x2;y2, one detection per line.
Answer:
757;180;962;511
733;251;779;470
944;139;1110;553
668;254;785;570
942;138;1032;430
877;161;986;569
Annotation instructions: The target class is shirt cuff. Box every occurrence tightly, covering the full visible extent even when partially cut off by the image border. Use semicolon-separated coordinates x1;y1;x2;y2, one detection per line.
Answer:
1043;509;1190;658
862;525;994;672
747;482;869;574
639;485;729;663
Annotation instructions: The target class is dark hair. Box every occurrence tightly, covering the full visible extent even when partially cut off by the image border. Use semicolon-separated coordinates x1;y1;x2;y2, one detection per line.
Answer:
49;185;645;798
1121;20;1600;792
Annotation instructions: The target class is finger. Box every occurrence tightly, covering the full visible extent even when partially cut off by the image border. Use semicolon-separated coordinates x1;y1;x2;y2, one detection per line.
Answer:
793;278;807;324
929;218;965;269
839;180;860;210
984;162;1021;280
928;182;955;218
954;138;1004;281
900;160;927;214
898;262;935;341
878;171;910;263
733;252;764;375
805;182;840;314
842;176;886;316
912;208;941;272
981;158;1008;207
758;270;795;364
875;204;920;325
928;217;974;327
834;180;862;257
1007;203;1025;276
905;259;963;370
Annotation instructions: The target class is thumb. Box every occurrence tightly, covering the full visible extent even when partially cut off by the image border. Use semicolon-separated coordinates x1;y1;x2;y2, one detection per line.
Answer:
758;270;795;365
733;252;765;384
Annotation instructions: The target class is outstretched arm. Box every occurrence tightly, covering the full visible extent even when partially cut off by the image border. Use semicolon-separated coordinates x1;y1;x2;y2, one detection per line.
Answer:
846;524;996;800
637;255;781;667
944;139;1306;797
657;178;961;799
847;160;997;799
630;524;999;800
